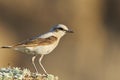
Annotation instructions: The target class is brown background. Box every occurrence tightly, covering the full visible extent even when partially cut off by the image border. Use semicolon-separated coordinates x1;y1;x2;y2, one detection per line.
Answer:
0;0;120;80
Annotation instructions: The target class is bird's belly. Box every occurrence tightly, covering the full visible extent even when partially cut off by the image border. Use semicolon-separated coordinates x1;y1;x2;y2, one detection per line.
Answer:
33;44;57;55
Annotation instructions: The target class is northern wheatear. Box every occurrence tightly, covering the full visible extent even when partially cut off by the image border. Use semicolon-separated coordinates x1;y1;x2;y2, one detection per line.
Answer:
1;24;73;75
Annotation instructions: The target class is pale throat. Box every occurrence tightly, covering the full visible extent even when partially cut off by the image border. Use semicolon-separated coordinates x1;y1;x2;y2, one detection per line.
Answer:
53;31;66;39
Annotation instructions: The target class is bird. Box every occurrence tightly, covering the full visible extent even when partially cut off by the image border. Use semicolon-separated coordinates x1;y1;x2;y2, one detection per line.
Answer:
1;24;73;75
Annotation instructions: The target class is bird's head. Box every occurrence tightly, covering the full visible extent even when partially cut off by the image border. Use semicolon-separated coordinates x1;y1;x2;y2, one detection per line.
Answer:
50;24;73;38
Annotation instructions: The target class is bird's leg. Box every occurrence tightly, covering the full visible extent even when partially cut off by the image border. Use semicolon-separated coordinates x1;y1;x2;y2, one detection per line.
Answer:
39;55;48;76
32;55;38;73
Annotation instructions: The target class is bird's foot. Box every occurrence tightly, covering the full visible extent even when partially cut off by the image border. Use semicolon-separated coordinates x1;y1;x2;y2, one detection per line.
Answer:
31;72;39;78
42;73;48;77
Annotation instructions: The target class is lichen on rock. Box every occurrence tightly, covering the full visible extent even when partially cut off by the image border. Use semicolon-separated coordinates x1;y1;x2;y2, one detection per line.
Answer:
0;67;58;80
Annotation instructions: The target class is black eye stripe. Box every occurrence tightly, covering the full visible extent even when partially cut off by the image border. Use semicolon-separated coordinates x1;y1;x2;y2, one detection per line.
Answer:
58;28;64;30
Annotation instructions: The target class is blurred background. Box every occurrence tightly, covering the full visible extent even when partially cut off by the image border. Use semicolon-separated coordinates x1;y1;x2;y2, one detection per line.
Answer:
0;0;120;80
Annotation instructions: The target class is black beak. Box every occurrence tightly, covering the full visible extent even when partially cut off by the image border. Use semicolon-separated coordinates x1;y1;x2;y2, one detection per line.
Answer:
66;30;74;33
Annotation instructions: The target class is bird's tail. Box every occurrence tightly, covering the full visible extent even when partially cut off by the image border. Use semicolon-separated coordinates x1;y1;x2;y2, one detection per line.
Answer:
1;46;12;48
